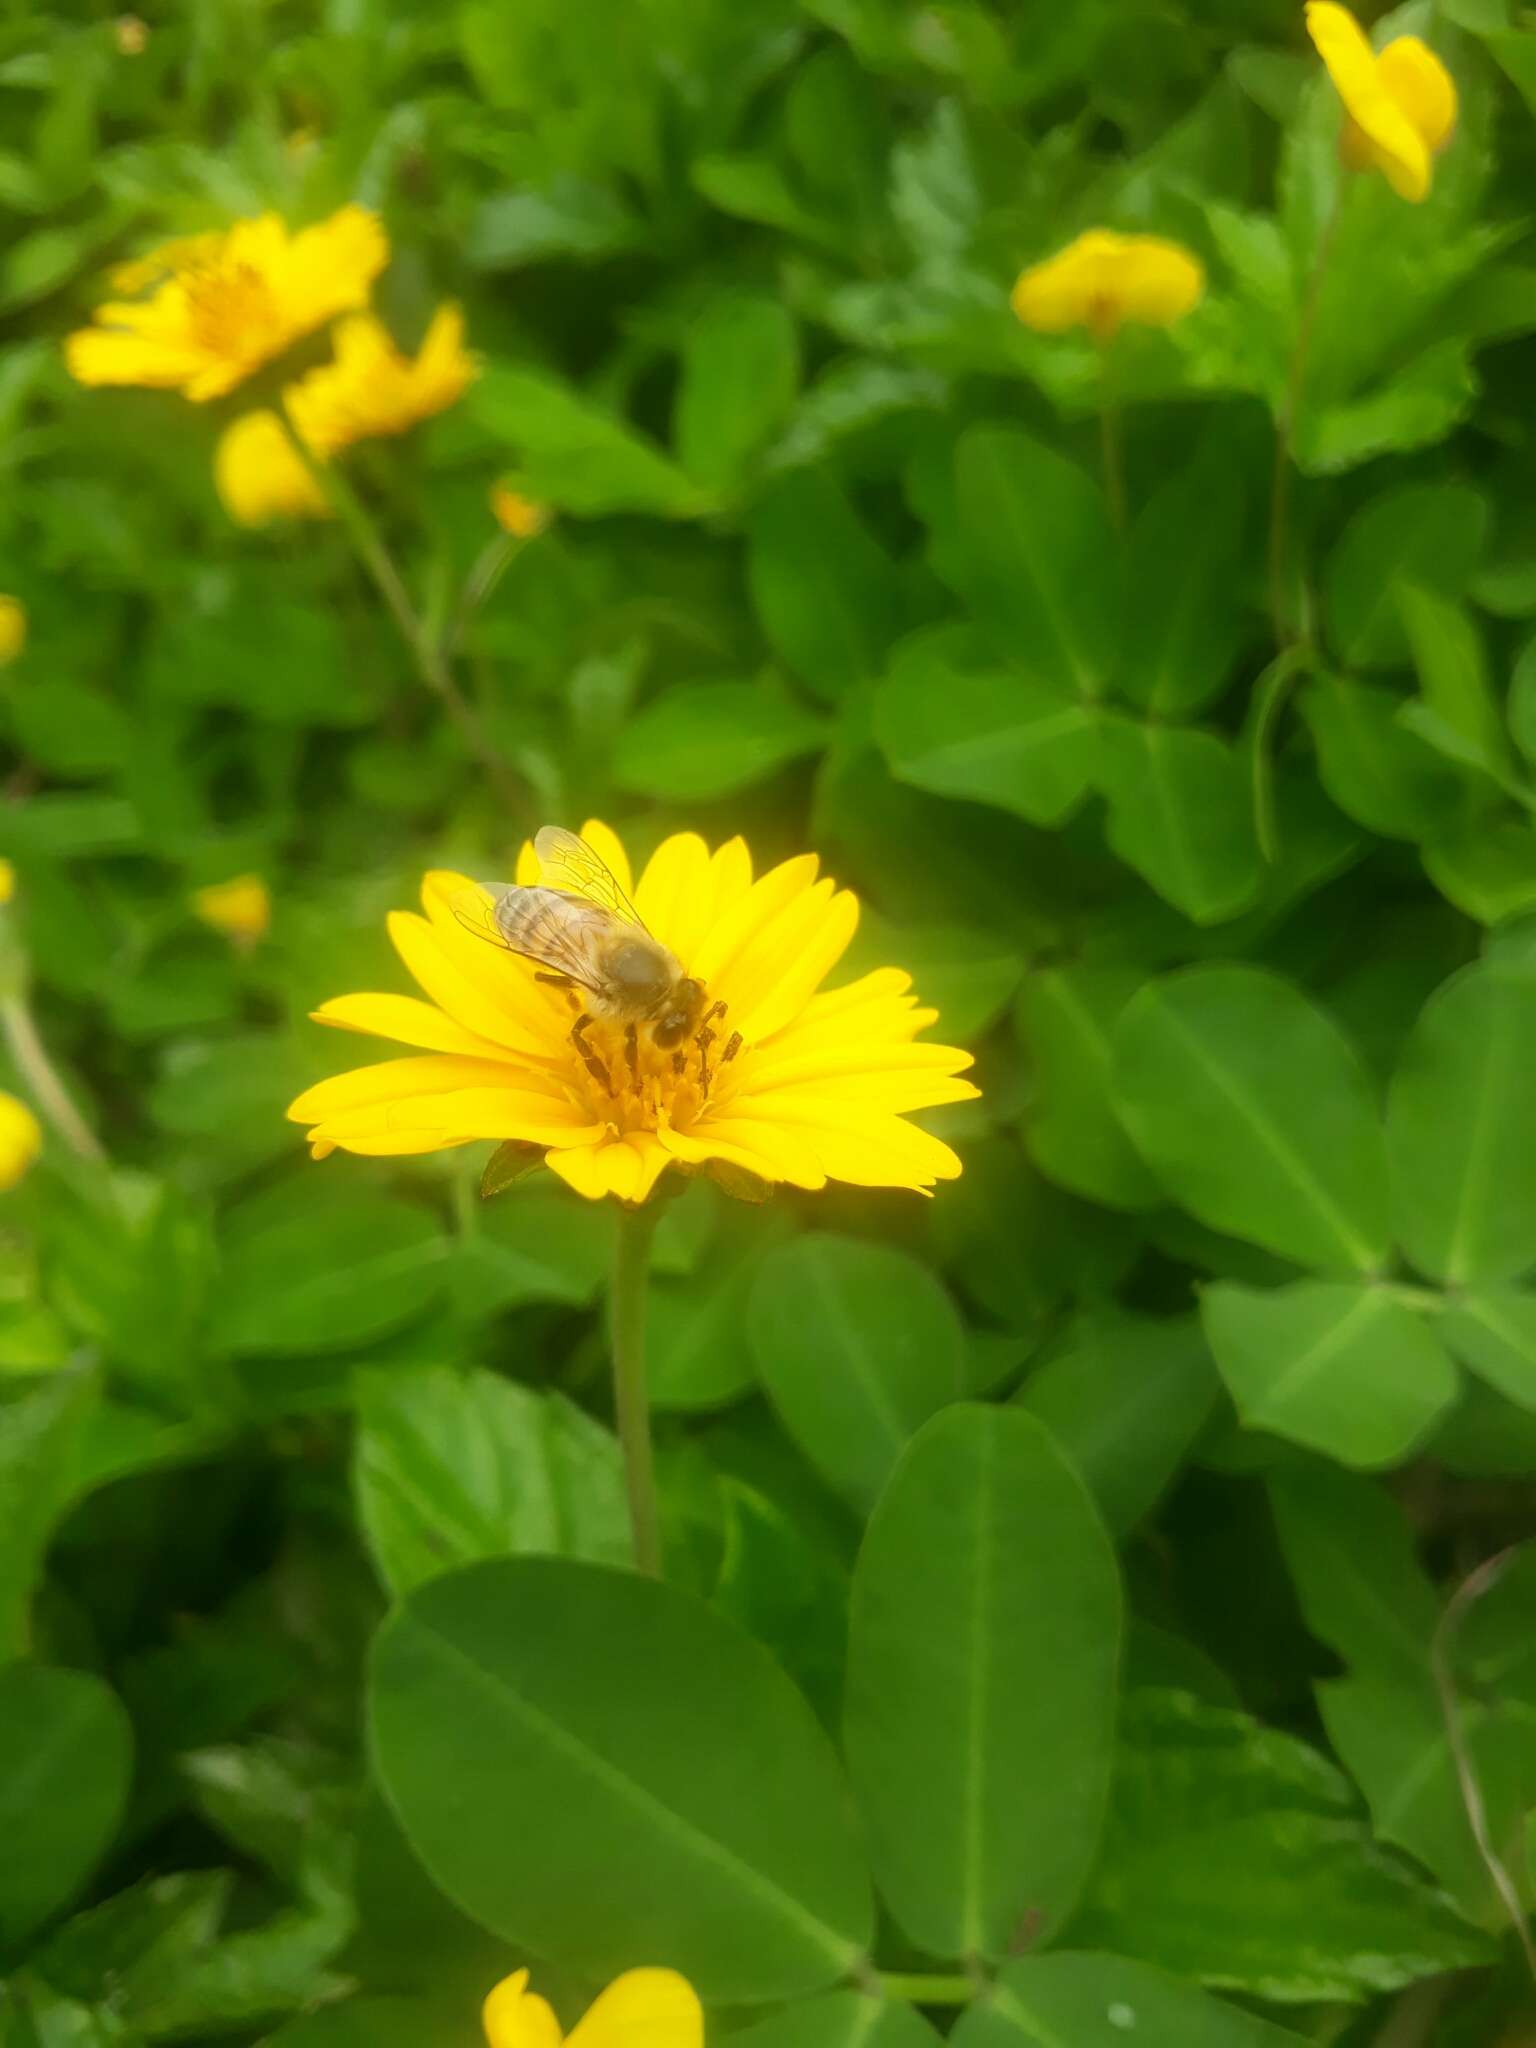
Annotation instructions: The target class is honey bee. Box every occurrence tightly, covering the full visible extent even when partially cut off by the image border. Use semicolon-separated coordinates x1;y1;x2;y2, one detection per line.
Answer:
455;827;726;1090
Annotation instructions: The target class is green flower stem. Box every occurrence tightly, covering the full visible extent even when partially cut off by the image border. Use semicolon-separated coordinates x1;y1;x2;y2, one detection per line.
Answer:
1095;338;1127;535
877;1974;977;2008
610;1202;663;1577
449;530;521;657
273;413;520;807
1268;187;1345;647
0;992;104;1164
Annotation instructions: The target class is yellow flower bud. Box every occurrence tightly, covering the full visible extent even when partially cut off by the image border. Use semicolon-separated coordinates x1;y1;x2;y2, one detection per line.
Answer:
0;1092;43;1191
215;413;331;527
114;14;148;54
0;861;15;906
490;483;552;539
1011;230;1205;343
191;874;271;945
1306;3;1457;203
0;596;26;667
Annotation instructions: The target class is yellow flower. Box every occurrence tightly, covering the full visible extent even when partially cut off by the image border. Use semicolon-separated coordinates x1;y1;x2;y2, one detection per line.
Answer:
114;15;148;54
0;597;25;666
1011;229;1205;342
64;206;387;401
0;1092;42;1192
491;482;552;539
285;304;477;452
0;861;15;906
288;821;978;1202
484;1969;700;2048
1306;3;1456;202
192;874;271;946
215;412;332;527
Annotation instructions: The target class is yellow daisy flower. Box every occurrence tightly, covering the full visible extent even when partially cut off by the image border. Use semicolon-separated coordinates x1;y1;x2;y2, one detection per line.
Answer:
288;821;978;1203
1305;3;1456;203
215;411;332;526
284;304;477;452
0;1091;43;1192
64;205;387;401
483;1968;700;2048
191;873;271;946
1011;229;1205;342
0;860;16;905
0;596;25;666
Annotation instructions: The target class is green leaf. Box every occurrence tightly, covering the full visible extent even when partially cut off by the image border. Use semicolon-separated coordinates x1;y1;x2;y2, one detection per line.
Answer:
731;1995;942;2048
214;1188;450;1357
749;473;902;701
354;1365;631;1596
931;426;1120;699
456;1184;612;1317
1508;630;1536;764
746;1234;968;1510
0;1367;98;1658
1386;960;1536;1287
1397;585;1515;787
1118;451;1249;718
1323;483;1489;669
1423;815;1536;923
472;367;704;517
674;293;800;493
613;682;825;801
1095;718;1263;925
954;1954;1306;2048
1016;965;1162;1210
847;912;1022;1044
370;1557;873;1999
844;1406;1121;1958
1298;672;1467;840
147;577;365;727
1073;1690;1493;2001
0;1664;132;1946
1016;1312;1218;1535
1201;1281;1457;1466
1439;1289;1536;1409
1112;967;1391;1274
874;630;1098;828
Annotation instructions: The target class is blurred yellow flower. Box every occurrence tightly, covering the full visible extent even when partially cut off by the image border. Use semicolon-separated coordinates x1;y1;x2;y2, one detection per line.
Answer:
192;874;271;945
285;305;476;451
216;412;332;527
64;206;387;401
490;482;552;539
0;861;15;906
0;1092;43;1192
483;1968;701;2048
114;14;148;54
289;820;976;1202
1306;2;1456;202
1012;229;1205;341
0;597;25;666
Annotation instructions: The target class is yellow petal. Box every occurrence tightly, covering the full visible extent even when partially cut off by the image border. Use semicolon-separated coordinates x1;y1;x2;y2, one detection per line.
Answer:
659;1114;826;1190
689;852;819;990
215;413;330;527
1378;35;1457;155
308;1125;478;1157
1112;237;1205;327
381;1088;605;1144
287;1053;519;1124
1306;1;1431;200
388;910;555;1058
311;992;513;1060
726;882;861;1043
575;817;636;902
566;1972;703;2048
1010;229;1202;339
635;832;714;961
545;1134;669;1202
419;871;572;1049
484;1972;563;2048
0;1090;43;1191
0;595;26;666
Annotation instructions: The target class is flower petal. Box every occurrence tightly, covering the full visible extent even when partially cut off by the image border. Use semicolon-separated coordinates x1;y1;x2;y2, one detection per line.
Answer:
546;1134;669;1202
484;1972;563;2048
689;852;819;991
1306;1;1430;200
659;1114;826;1190
635;831;714;961
287;1053;517;1124
311;992;513;1059
1378;35;1457;155
566;1972;702;2048
725;882;861;1043
388;910;557;1057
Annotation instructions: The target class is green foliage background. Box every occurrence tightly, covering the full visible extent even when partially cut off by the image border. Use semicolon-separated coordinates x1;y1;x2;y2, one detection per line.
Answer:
4;0;1536;2043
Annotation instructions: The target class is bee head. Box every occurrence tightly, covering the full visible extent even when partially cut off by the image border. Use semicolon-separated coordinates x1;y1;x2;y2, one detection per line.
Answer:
652;977;705;1050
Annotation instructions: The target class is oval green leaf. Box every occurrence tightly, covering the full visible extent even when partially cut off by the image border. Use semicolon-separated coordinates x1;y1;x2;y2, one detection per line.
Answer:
844;1405;1122;1960
369;1556;873;2000
1112;967;1390;1275
954;1953;1306;2048
0;1664;133;1946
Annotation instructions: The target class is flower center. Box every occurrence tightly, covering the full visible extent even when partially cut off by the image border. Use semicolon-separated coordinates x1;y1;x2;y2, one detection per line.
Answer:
182;262;285;361
561;995;742;1137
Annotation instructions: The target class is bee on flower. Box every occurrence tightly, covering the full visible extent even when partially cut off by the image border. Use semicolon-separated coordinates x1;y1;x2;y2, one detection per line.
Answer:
289;822;978;1203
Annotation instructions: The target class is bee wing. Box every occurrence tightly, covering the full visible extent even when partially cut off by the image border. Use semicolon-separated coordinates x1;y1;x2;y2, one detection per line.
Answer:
533;825;647;930
452;881;610;994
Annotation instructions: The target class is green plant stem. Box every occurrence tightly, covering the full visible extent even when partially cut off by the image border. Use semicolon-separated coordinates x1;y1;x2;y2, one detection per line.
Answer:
0;993;104;1164
877;1975;976;2008
1096;339;1127;535
449;530;520;657
610;1203;663;1577
1268;189;1345;647
274;413;519;806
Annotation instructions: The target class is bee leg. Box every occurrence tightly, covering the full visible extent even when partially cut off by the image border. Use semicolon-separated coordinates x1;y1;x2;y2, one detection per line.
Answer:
536;970;583;1013
671;1051;686;1076
722;1030;743;1065
700;1000;727;1030
695;1023;717;1093
624;1022;640;1085
570;1013;613;1095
